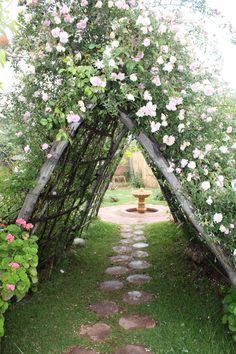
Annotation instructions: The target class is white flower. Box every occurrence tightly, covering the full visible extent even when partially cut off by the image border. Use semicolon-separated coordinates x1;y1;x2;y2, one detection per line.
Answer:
188;161;196;170
233;249;236;256
231;179;236;191
216;175;224;188
219;146;228;154
126;94;135;101
163;62;173;73
144;90;152;101
95;1;103;8
163;135;175;146
130;73;137;81
111;40;119;48
201;181;210;191
206;196;213;205
178;123;185;133
219;225;226;233
213;213;223;223
108;59;116;67
180;159;188;168
143;38;151;47
151;121;161;133
157;56;164;65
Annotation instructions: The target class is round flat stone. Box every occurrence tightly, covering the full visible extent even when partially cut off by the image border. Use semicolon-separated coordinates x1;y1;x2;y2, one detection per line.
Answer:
89;300;119;317
133;230;144;235
132;235;146;242
110;255;133;264
123;290;153;305
105;266;129;276
131;250;149;258
127;274;152;285
121;233;133;239
120;239;134;245
114;345;152;354
80;323;112;342
128;260;151;270
65;347;99;354
119;314;156;330
132;242;149;249
113;246;132;254
100;280;124;291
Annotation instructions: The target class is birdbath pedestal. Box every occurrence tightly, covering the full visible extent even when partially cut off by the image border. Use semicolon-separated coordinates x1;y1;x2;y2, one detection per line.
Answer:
132;188;151;214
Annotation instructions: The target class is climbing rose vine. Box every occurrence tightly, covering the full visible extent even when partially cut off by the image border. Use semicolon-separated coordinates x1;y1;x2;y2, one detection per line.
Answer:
2;1;236;266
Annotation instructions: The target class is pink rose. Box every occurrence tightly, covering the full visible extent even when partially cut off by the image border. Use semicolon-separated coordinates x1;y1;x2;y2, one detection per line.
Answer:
9;262;20;269
6;284;15;291
51;27;61;38
5;234;15;243
25;223;34;230
41;143;49;150
16;218;27;227
66;112;81;123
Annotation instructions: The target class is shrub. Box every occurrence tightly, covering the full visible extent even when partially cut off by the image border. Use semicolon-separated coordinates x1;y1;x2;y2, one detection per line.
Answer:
130;173;144;188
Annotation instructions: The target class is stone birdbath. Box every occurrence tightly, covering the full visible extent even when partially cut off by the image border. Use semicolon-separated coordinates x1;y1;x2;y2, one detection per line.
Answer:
132;188;151;214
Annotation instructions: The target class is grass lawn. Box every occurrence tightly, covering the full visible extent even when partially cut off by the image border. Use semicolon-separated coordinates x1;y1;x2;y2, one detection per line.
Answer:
101;187;166;207
2;219;235;354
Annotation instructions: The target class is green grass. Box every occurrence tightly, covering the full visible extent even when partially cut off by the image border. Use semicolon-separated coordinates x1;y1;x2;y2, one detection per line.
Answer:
2;220;235;354
102;187;166;207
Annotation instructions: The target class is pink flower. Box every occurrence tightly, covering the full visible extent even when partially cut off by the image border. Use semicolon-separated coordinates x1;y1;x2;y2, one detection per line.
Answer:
9;262;20;269
66;112;81;123
47;154;52;159
59;31;69;43
24;145;31;154
5;234;15;243
24;13;32;23
42;93;49;102
204;85;214;96
64;15;74;23
90;76;106;87
76;18;88;30
56;44;65;52
6;284;15;291
161;45;169;53
60;4;69;15
25;223;34;230
132;52;144;62
43;20;51;27
233;249;236;256
15;131;23;137
41;143;49;150
16;218;27;227
51;27;61;38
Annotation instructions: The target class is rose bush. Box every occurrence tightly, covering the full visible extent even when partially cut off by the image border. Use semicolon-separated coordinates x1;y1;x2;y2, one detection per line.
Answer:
0;220;38;337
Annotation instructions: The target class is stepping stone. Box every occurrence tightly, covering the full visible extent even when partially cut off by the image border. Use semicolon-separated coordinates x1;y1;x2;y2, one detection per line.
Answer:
132;242;149;249
120;239;134;245
113;246;132;254
114;344;152;354
127;274;152;285
110;255;133;264
131;250;149;258
105;266;129;276
123;290;153;305
80;323;112;342
128;260;151;270
119;314;156;330
100;280;124;291
121;233;133;239
89;300;119;317
133;230;144;235
65;347;99;354
132;235;146;242
134;225;145;229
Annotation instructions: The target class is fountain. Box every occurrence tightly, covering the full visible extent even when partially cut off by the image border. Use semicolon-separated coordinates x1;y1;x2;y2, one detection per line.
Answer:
132;188;151;213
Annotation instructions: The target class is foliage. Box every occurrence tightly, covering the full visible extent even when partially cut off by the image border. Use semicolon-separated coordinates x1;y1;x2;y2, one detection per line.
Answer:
154;187;165;201
130;172;144;188
222;288;236;341
1;0;236;277
0;221;38;337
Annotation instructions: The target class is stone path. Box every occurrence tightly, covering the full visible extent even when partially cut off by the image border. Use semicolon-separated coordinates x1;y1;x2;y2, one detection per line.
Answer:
65;224;155;354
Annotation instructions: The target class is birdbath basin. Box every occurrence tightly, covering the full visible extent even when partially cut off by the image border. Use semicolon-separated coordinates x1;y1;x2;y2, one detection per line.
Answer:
132;188;151;214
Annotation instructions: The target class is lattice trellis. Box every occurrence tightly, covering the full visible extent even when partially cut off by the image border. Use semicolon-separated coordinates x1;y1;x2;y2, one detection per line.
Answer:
17;112;236;284
18;113;127;268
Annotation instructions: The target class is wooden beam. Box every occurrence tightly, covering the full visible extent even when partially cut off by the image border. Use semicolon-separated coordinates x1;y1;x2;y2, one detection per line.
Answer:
119;111;236;287
17;121;82;221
